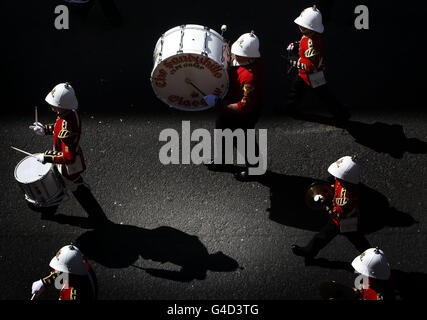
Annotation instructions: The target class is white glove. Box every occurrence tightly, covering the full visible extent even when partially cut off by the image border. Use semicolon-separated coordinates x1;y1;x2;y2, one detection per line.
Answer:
29;122;45;136
35;153;45;164
287;43;295;52
203;95;220;107
31;280;45;296
314;194;325;203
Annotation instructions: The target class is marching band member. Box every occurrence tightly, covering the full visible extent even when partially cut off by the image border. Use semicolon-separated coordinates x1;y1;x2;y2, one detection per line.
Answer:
292;156;371;260
31;245;98;300
204;31;265;181
29;82;87;191
352;247;396;300
283;5;350;120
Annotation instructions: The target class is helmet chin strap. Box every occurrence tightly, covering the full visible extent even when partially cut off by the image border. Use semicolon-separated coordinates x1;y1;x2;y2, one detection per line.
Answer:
232;59;253;67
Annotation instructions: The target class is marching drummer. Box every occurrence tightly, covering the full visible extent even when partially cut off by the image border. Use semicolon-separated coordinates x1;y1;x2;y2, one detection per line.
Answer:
204;31;265;181
282;5;350;120
31;245;98;300
291;155;371;261
352;247;396;300
29;82;87;190
319;247;395;300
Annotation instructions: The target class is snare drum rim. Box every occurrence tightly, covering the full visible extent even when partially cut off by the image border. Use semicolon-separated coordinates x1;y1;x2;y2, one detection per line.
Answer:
14;155;53;184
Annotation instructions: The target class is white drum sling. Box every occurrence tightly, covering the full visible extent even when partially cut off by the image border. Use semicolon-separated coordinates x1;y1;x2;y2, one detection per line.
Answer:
14;154;68;207
151;24;230;111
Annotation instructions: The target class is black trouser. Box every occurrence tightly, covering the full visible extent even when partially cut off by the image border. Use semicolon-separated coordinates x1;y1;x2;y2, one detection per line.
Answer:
215;112;260;168
285;75;348;118
304;218;371;258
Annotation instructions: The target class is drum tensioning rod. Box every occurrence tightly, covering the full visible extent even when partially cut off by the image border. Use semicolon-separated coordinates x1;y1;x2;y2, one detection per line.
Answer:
185;78;206;96
11;146;37;158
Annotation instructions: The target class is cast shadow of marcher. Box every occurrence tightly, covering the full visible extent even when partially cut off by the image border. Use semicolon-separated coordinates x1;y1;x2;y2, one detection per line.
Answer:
291;113;427;159
210;167;416;234
38;185;109;229
308;258;427;300
74;223;239;282
259;171;417;235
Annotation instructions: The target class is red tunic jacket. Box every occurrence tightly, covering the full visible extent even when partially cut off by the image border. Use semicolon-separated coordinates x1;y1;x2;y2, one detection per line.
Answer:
43;110;86;180
297;33;325;86
356;278;395;301
41;261;97;301
226;57;264;114
330;179;360;227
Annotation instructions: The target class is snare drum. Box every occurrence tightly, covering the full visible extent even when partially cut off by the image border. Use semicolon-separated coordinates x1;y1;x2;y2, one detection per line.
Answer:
14;154;66;207
151;24;230;111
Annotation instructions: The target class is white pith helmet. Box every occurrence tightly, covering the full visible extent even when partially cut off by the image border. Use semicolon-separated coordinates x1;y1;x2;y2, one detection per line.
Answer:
352;247;391;280
231;31;260;58
327;155;360;184
45;82;78;110
49;245;88;275
294;5;324;34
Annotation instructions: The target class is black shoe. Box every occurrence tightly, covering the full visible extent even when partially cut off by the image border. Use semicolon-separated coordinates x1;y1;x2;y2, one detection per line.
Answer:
291;244;310;257
234;169;252;182
205;160;225;172
292;245;317;263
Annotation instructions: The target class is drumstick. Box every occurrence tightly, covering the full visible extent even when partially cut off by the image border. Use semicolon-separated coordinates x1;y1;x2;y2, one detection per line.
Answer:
185;78;206;96
30;294;36;300
10;146;37;158
35;106;38;124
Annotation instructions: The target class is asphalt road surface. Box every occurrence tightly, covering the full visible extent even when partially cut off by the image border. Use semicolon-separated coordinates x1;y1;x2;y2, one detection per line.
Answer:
0;0;426;306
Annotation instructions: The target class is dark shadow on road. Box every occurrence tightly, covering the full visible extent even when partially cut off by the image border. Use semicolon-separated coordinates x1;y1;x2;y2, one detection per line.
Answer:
75;223;239;282
71;185;109;224
207;167;416;234
260;171;417;234
308;258;427;300
290;113;427;159
36;185;109;229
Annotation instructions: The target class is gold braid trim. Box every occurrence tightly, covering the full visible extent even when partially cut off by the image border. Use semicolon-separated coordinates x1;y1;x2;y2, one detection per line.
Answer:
41;271;59;286
304;39;319;58
44;124;55;135
44;150;64;163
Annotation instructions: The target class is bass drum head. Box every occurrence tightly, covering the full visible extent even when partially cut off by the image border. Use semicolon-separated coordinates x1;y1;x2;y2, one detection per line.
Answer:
151;24;230;111
151;53;229;111
14;154;53;184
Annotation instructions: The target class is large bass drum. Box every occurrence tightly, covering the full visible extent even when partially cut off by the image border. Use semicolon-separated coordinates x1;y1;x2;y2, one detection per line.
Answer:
151;24;230;111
